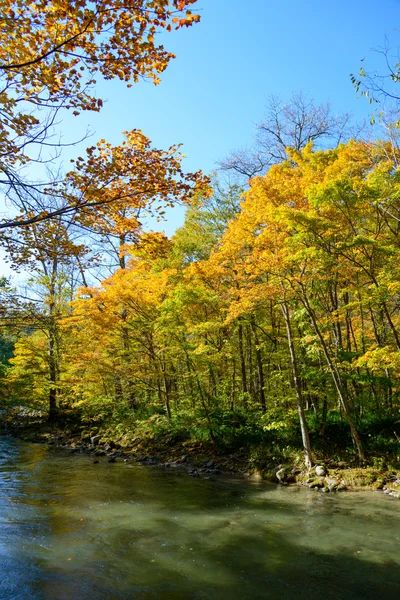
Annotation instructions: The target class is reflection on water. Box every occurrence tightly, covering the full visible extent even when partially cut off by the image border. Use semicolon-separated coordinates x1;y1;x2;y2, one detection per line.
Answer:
0;437;399;599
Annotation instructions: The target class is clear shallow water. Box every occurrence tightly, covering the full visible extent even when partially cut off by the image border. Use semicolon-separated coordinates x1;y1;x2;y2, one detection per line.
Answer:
0;437;399;600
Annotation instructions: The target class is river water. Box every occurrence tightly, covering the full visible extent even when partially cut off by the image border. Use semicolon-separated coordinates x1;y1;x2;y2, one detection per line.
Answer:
0;436;399;599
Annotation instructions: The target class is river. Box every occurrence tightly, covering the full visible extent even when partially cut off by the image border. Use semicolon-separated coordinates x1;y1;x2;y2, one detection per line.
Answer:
0;436;399;599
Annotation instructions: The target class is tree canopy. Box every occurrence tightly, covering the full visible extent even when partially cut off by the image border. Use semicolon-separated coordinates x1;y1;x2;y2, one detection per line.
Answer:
0;0;201;227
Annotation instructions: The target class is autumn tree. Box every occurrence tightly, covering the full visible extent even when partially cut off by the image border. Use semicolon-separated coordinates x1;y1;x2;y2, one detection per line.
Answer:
63;235;175;415
64;130;209;269
0;0;201;228
1;125;210;420
3;215;90;419
216;139;400;462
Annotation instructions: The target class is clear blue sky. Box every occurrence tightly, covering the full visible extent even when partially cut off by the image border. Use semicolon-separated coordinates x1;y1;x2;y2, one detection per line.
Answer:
64;0;399;234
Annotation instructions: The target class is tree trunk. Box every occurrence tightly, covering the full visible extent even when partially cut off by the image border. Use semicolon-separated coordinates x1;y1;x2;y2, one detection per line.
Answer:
163;373;172;421
48;332;58;422
47;257;59;422
195;377;215;442
281;302;313;468
250;316;266;412
238;320;248;401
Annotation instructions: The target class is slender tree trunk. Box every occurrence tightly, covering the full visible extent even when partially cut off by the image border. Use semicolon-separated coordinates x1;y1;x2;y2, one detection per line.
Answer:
238;320;248;402
48;332;58;421
246;325;256;402
163;372;172;421
382;301;400;350
250;316;266;412
385;368;393;413
209;365;217;397
185;356;196;409
119;233;127;269
367;369;381;420
195;377;215;441
281;302;313;468
319;395;328;440
114;375;123;401
47;257;59;422
230;359;236;411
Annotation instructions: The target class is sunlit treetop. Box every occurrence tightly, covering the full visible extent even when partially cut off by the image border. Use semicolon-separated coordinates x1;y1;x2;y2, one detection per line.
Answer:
0;0;201;179
0;0;200;107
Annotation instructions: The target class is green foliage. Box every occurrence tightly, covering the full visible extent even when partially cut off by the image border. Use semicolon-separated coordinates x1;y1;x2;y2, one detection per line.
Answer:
0;333;14;364
173;178;242;264
209;408;264;449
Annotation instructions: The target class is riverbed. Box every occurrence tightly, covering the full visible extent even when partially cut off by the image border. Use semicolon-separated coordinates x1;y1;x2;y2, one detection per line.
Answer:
0;436;399;599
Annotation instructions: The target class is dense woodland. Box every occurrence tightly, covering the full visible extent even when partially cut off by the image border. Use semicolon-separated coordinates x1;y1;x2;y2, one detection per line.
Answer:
1;0;400;469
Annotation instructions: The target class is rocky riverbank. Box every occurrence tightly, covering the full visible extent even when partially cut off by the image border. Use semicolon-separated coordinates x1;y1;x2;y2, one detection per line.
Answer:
274;462;400;498
2;416;400;498
2;417;251;480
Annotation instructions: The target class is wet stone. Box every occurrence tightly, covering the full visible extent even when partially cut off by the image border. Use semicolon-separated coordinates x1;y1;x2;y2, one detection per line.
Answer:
315;465;327;477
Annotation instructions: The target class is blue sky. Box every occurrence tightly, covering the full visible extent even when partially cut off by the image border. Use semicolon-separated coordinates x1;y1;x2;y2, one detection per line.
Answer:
65;0;400;234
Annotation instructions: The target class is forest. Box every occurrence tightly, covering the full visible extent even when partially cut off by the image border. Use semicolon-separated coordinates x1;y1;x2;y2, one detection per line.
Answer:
1;0;400;482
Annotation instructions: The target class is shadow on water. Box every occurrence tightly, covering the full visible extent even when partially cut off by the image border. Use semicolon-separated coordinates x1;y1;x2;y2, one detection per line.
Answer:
0;436;399;600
